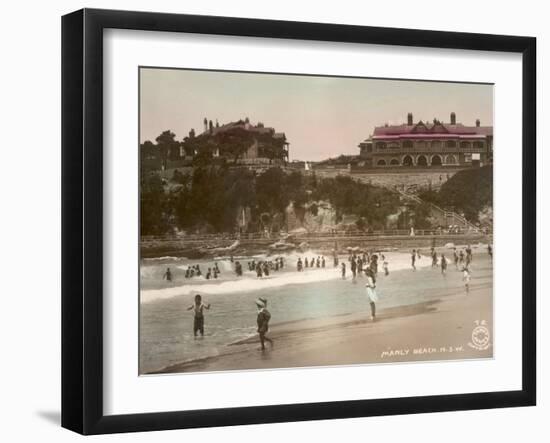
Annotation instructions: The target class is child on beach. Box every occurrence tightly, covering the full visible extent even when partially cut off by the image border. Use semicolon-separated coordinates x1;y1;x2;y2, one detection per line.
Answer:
187;294;211;338
462;267;471;294
365;268;379;321
256;298;273;350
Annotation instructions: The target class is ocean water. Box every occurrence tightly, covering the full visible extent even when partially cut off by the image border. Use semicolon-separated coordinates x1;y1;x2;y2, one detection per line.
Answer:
139;247;485;373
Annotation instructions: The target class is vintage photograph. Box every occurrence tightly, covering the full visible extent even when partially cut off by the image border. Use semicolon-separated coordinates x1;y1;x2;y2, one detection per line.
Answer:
139;67;494;375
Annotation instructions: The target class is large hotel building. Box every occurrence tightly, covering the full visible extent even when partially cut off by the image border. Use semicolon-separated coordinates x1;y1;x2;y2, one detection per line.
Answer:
358;112;493;167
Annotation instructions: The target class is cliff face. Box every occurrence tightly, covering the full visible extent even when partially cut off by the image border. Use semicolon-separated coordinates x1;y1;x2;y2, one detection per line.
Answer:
286;200;339;233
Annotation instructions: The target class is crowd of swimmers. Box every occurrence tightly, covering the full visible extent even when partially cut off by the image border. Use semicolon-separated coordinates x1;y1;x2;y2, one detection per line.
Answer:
248;257;285;277
410;244;481;293
296;255;325;271
338;251;389;280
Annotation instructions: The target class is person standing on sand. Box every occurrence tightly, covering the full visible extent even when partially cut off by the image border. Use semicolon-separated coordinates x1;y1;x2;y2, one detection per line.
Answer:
351;257;357;281
488;244;493;260
163;267;172;282
462;267;471;294
411;249;416;271
431;250;438;268
341;262;346;279
441;254;447;276
365;267;379;321
297;257;303;272
322;256;326;268
187;294;211;338
256;298;273;350
453;248;459;270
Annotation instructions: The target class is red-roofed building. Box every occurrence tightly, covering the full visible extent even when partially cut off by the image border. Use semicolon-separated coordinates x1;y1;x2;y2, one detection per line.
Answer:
358;112;493;167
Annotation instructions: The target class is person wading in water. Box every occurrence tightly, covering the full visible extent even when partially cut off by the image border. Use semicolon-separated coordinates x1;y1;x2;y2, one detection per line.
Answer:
256;298;273;351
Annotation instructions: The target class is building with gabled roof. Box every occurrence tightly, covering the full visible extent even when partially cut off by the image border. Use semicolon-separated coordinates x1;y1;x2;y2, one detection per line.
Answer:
359;112;493;167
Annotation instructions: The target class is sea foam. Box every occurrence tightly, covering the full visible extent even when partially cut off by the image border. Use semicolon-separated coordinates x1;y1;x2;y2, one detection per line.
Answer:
140;268;340;303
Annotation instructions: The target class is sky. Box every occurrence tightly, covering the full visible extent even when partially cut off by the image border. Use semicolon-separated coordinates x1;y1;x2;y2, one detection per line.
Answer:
140;68;493;162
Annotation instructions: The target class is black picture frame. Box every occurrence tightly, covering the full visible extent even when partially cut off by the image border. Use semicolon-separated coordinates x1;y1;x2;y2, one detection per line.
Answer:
62;8;536;435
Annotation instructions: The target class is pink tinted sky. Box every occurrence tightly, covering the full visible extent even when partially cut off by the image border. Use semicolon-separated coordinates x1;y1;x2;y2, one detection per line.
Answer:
140;68;493;161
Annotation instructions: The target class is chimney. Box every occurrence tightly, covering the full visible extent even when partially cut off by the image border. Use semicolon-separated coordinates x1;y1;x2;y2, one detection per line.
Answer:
476;119;480;127
407;113;413;126
450;112;456;125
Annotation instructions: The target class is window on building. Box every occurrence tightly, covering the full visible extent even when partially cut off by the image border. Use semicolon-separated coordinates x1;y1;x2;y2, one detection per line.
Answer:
473;141;485;149
445;155;457;165
403;140;413;149
460;141;471;149
431;140;442;149
377;159;387;166
416;141;427;150
375;142;387;150
445;140;456;148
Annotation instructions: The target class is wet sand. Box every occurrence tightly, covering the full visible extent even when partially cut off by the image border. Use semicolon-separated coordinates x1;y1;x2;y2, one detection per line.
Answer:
151;253;493;374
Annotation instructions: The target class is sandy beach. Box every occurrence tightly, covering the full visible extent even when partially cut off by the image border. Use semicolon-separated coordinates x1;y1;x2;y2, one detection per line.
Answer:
148;250;493;374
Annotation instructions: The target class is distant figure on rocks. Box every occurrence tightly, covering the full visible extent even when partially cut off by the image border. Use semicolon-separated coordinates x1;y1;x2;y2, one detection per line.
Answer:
163;267;172;282
256;298;273;351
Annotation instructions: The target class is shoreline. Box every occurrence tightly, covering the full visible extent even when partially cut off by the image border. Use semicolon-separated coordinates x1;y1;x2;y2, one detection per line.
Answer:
148;280;492;374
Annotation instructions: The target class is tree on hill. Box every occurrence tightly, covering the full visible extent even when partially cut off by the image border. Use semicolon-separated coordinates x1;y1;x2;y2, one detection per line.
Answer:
419;166;493;222
155;130;179;169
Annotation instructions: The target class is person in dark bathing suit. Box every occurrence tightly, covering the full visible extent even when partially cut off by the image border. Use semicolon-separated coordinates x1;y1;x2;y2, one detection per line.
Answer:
256;298;273;350
187;294;211;338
